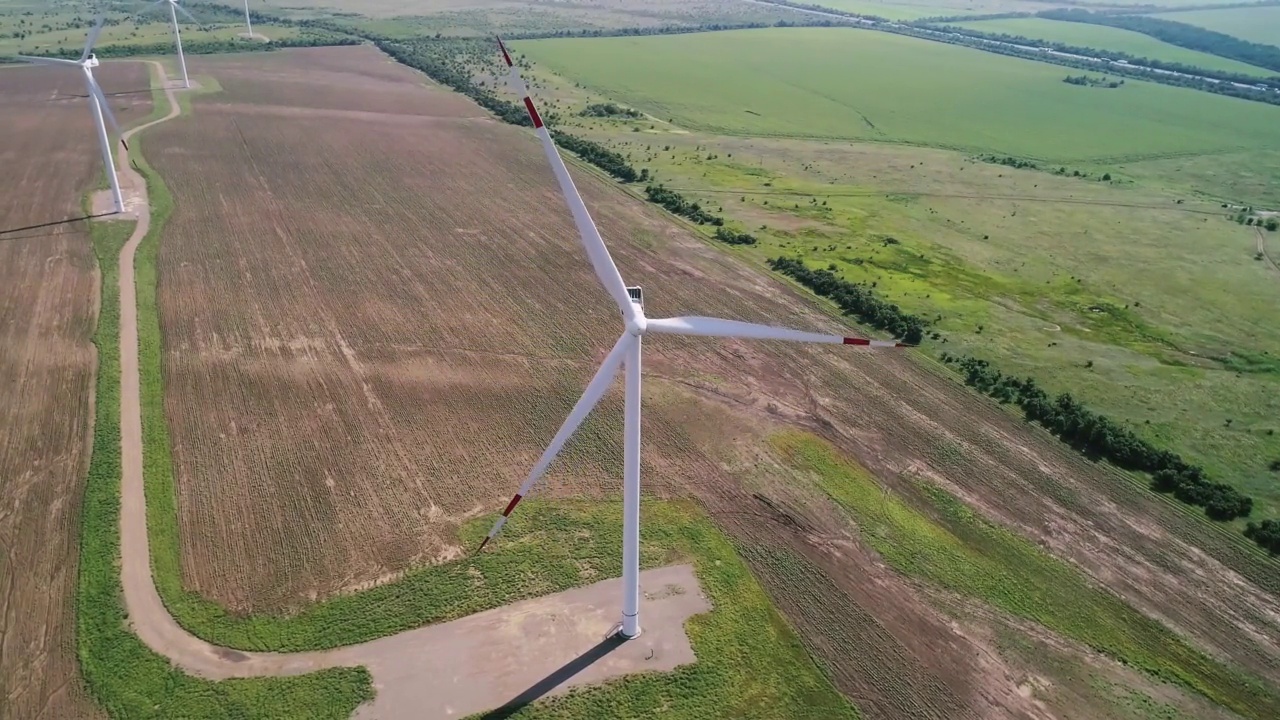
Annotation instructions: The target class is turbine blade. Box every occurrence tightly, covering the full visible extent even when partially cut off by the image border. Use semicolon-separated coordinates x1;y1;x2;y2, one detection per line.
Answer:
87;74;124;144
81;15;105;61
495;37;635;322
646;316;912;347
175;3;201;25
15;54;80;66
477;332;633;551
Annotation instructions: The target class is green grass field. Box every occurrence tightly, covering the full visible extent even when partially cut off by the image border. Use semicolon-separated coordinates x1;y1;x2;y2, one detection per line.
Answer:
951;17;1276;76
1152;6;1280;47
520;27;1280;161
773;431;1280;718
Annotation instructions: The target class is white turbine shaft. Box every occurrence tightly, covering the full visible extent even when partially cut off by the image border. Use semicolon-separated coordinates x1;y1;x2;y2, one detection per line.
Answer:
168;1;190;88
497;37;635;323
620;336;643;638
84;69;124;213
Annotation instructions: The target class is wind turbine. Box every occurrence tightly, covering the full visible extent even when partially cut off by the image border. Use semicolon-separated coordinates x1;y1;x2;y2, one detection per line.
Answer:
16;16;128;215
479;38;912;640
143;0;199;89
242;0;256;39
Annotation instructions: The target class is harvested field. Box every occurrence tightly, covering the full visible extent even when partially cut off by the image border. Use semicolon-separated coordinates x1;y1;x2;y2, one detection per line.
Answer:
0;61;151;720
149;45;1280;716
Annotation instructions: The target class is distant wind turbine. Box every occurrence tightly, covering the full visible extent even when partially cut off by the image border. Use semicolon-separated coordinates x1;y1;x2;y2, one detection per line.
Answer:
478;38;912;640
143;0;199;89
243;0;255;39
16;16;128;214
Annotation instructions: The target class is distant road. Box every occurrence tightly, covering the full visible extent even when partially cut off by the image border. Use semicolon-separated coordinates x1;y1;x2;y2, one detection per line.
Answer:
746;0;1279;94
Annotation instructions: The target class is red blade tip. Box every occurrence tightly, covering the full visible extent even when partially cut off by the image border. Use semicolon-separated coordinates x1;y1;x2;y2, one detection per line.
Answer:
477;537;490;553
842;337;870;345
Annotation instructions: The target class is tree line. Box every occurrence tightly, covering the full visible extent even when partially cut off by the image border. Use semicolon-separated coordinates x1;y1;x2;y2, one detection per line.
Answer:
767;257;927;344
715;227;758;245
938;354;1276;553
375;39;647;185
645;185;723;225
1039;9;1280;76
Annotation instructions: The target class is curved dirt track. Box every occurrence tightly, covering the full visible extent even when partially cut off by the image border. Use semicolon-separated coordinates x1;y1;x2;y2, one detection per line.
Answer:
112;62;705;719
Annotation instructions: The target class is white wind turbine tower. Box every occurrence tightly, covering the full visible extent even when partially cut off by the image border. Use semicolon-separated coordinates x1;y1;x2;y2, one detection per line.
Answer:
479;38;912;640
242;0;256;39
16;16;128;214
144;0;199;89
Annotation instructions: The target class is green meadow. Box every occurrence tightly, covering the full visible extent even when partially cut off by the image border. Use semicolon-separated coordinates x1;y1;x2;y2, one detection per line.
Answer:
1152;6;1280;47
951;17;1276;76
521;27;1280;161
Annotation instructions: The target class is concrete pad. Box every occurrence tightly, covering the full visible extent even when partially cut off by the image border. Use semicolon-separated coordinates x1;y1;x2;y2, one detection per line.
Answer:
90;186;145;220
346;564;711;719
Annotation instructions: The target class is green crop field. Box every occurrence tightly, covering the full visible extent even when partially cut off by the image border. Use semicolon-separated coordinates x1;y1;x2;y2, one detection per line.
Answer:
520;27;1280;161
950;17;1276;76
1152;6;1280;47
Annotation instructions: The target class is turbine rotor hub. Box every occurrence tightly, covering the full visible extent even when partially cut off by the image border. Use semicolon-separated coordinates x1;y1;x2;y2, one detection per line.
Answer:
625;313;647;337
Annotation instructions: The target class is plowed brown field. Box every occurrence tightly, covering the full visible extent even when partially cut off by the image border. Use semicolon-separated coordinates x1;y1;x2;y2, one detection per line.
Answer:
149;46;1280;717
0;61;151;720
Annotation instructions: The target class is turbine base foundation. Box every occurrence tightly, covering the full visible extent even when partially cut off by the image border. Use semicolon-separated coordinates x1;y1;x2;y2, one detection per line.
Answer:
90;186;145;219
349;564;709;719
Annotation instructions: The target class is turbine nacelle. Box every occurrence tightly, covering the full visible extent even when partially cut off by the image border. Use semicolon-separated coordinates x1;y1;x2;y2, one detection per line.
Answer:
84;53;99;68
625;286;647;335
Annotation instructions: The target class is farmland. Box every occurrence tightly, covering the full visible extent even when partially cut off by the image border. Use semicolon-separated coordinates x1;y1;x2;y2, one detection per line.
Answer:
1152;6;1280;47
949;16;1277;76
0;61;153;720
113;43;1280;719
520;28;1280;160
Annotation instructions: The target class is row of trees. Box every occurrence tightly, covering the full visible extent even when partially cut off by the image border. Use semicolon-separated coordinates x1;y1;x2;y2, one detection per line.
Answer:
714;227;758;245
939;355;1266;539
551;131;646;182
1039;9;1280;75
645;185;723;225
375;39;648;185
910;21;1280;105
767;257;927;344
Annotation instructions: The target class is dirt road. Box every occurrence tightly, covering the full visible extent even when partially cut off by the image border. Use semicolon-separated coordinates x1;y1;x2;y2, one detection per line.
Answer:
111;62;705;718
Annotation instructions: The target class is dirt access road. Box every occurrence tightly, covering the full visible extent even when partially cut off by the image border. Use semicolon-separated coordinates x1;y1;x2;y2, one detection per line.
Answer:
111;62;706;719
